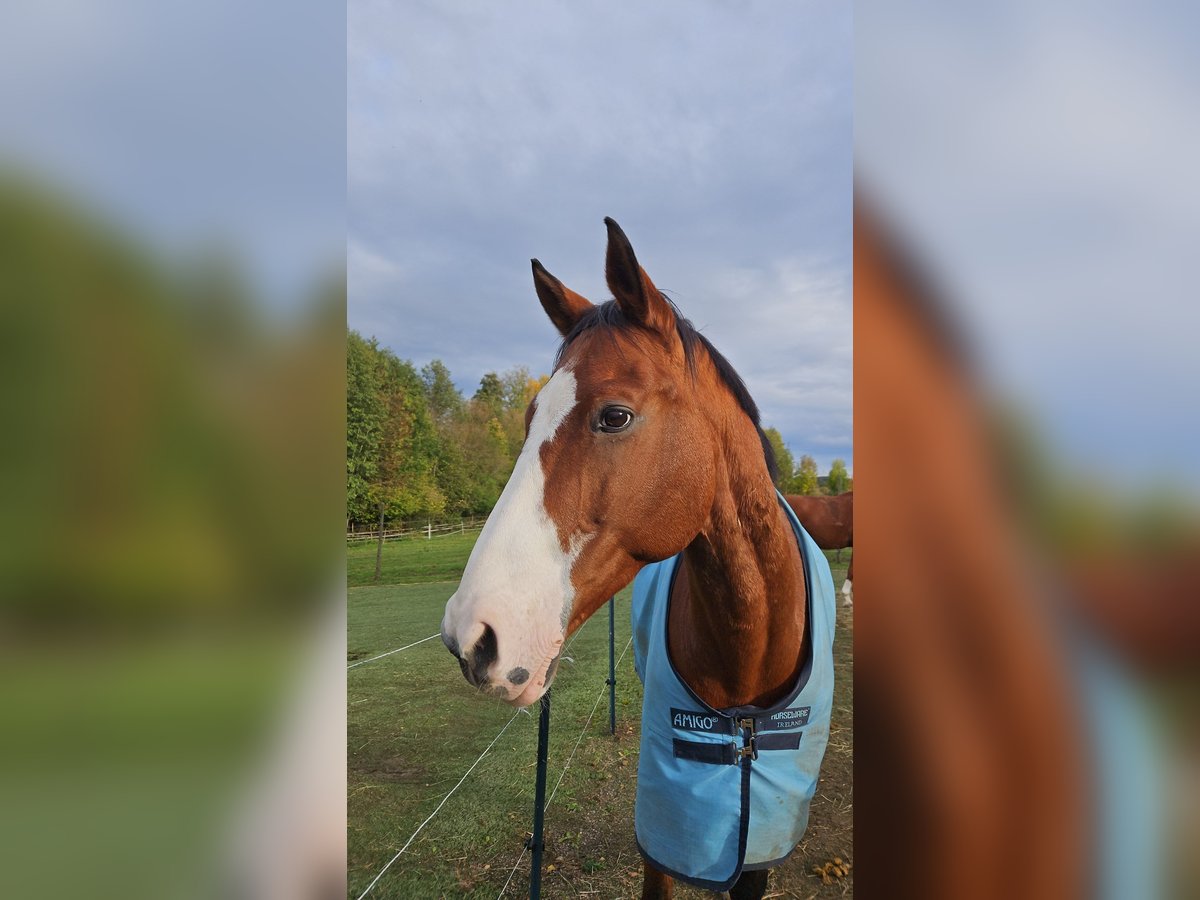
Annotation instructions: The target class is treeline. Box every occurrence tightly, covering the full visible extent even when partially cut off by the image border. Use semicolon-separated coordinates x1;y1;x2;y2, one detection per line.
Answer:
4;174;342;628
764;428;853;496
346;329;850;530
346;329;548;529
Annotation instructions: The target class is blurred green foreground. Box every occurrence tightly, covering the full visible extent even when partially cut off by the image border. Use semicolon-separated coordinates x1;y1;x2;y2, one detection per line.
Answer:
0;173;344;899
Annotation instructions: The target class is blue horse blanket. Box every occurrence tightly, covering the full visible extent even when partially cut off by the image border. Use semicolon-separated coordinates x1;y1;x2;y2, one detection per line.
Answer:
631;492;836;891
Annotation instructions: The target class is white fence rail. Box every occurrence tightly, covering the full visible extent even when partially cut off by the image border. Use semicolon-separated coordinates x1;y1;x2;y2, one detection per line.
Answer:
346;516;488;543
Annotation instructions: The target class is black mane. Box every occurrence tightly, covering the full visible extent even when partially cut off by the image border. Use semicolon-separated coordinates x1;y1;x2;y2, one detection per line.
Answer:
555;297;780;482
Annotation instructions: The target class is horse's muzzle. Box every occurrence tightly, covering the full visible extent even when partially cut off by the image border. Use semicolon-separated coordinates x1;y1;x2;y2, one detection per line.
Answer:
444;621;503;690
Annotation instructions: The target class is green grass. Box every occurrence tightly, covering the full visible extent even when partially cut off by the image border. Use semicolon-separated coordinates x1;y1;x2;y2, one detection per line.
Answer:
348;581;640;898
347;536;852;899
0;633;299;899
348;532;482;587
348;582;457;663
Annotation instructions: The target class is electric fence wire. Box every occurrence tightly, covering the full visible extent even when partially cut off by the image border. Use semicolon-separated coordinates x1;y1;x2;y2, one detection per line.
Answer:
347;633;441;670
355;708;523;900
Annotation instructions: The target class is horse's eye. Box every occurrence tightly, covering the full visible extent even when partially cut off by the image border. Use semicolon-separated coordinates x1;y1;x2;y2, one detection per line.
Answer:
598;406;634;433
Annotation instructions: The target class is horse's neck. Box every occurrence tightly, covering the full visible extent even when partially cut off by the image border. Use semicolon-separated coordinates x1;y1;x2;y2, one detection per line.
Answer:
668;466;807;710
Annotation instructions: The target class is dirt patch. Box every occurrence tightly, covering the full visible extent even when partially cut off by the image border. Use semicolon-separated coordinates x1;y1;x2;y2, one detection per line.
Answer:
351;756;431;784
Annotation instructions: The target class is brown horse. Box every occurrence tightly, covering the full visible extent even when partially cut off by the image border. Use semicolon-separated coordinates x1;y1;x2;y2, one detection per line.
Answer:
855;198;1200;897
852;195;1200;896
784;492;853;605
441;219;819;900
854;199;1089;898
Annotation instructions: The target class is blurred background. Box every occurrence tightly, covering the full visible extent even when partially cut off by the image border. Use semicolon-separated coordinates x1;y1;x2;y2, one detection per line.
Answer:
857;1;1198;898
0;2;345;899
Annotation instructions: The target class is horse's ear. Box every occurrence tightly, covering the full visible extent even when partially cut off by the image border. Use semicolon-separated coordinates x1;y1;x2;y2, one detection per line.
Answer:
532;259;594;337
603;217;676;338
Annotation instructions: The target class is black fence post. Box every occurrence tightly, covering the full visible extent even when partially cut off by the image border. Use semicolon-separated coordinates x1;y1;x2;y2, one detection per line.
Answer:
529;689;551;900
607;596;617;735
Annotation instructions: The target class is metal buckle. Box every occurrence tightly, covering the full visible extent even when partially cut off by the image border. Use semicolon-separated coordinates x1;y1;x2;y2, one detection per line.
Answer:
736;717;758;761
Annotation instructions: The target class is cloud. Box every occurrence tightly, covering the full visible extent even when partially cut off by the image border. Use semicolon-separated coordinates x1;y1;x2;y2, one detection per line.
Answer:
349;0;852;471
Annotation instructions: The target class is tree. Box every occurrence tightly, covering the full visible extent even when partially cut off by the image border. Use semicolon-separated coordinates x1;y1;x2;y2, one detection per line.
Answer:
522;374;551;408
827;459;850;495
421;359;463;423
762;427;796;491
345;346;553;528
445;399;517;513
500;365;532;411
493;366;536;454
428;431;471;515
346;331;383;526
795;455;820;495
474;372;504;414
368;351;445;581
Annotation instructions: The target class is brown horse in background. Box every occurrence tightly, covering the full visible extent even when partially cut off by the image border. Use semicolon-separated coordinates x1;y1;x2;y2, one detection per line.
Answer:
784;492;853;605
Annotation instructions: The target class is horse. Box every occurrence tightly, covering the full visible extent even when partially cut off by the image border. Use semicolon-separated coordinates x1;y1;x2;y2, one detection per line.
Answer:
784;492;853;605
853;199;1184;898
441;218;836;900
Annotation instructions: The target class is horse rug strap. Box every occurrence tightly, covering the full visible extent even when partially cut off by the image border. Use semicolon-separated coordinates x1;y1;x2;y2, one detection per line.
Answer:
630;491;836;892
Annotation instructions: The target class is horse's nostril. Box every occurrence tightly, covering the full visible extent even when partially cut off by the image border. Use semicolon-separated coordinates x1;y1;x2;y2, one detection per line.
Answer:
442;629;460;659
467;623;499;687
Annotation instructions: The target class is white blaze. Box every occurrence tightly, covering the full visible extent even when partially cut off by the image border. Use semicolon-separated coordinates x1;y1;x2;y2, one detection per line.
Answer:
442;368;585;701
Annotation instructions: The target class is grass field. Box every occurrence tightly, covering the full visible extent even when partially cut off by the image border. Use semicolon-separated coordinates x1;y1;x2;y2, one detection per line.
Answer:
348;537;853;899
348;531;483;587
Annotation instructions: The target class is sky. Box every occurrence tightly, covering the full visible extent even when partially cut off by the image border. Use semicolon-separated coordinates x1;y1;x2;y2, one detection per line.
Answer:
857;0;1200;492
349;0;853;473
6;1;1193;491
0;0;344;310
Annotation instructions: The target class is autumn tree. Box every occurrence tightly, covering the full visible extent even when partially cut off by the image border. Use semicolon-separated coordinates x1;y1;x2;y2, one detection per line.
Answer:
523;373;551;407
346;336;553;525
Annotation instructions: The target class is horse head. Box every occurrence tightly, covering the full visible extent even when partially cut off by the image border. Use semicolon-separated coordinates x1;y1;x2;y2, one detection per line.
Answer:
441;218;773;706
